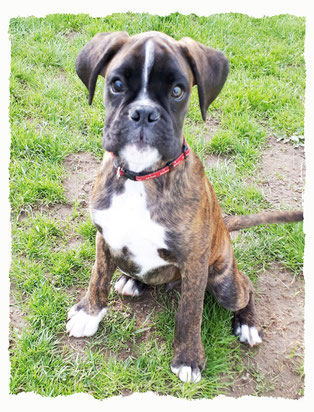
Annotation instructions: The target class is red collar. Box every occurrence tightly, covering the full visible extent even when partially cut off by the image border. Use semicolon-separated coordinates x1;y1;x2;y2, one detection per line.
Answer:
110;140;190;181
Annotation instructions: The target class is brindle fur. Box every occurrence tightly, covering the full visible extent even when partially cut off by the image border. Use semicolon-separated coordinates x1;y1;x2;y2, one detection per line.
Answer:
70;31;303;379
224;210;303;232
71;231;116;316
81;149;259;372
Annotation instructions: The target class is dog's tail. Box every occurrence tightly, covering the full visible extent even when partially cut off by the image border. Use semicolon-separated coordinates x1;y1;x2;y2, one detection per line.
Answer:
223;210;303;232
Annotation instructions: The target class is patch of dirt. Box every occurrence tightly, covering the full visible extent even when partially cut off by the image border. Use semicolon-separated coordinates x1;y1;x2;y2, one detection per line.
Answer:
110;286;166;347
16;152;101;222
65;31;80;42
9;290;27;334
115;288;162;325
204;135;305;211
16;203;74;222
257;136;305;209
203;135;305;398
62;152;101;248
205;153;228;169
229;137;305;398
203;117;228;169
204;116;220;143
227;264;304;398
63;152;100;206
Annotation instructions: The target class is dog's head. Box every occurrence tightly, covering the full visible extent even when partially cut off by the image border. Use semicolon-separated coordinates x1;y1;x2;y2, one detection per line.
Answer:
76;31;229;171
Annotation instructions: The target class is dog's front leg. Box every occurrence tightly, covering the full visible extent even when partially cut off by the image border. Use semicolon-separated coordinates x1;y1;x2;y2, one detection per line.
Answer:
66;231;116;337
171;254;209;383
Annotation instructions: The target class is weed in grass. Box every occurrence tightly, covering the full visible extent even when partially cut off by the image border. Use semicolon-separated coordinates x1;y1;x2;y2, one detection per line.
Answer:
250;369;276;396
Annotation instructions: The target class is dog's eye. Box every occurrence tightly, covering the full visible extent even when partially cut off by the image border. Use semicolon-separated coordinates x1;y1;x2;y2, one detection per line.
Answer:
111;79;124;93
171;86;184;100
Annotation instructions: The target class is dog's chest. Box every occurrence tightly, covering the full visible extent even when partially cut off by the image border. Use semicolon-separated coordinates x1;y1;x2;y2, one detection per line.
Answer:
92;180;169;277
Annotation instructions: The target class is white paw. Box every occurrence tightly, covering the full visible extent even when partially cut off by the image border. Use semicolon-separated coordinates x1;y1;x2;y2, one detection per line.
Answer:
171;365;202;383
66;306;107;337
235;324;262;347
114;275;141;297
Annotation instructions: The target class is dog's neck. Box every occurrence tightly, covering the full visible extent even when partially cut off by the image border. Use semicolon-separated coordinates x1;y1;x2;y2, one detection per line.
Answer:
110;139;190;182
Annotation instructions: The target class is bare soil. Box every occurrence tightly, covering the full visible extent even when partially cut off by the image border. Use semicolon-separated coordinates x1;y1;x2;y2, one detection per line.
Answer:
62;152;100;206
256;136;305;210
226;264;304;398
204;135;305;398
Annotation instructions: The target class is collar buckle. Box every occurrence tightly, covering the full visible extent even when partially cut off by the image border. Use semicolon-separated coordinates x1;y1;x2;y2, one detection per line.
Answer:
116;166;122;179
183;140;189;159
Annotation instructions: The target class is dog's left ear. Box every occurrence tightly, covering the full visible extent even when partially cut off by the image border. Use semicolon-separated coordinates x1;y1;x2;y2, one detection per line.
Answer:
178;37;229;121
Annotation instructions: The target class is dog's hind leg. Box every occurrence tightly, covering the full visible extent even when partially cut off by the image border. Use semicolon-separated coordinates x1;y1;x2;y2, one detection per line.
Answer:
207;238;262;346
66;231;116;337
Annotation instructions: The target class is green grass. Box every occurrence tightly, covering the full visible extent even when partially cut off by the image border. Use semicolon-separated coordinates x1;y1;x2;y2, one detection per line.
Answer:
9;13;305;399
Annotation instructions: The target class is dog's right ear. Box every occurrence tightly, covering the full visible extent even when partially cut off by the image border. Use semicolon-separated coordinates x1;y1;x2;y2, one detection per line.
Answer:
76;32;130;104
178;37;229;121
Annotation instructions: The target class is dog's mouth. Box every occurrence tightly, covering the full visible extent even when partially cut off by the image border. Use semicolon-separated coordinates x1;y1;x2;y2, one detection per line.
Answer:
132;138;150;151
119;142;162;173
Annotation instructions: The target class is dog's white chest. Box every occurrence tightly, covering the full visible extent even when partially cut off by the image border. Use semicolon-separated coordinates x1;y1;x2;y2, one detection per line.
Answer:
92;180;168;277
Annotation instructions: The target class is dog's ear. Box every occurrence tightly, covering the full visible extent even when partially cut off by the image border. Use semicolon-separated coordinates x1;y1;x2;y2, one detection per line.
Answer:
76;32;130;104
178;37;229;121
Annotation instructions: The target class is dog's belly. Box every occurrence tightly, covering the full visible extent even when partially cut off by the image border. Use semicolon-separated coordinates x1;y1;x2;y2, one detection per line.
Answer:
92;179;171;281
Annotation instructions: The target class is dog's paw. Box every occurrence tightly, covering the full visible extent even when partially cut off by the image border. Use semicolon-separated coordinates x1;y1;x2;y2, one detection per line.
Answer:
171;364;202;383
234;323;262;347
66;306;107;337
114;275;145;297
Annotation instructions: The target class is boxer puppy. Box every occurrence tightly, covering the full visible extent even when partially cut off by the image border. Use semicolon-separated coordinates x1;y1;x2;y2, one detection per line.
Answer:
66;31;303;383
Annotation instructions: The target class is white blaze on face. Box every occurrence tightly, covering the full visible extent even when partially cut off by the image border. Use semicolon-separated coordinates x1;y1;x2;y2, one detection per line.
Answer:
135;39;156;107
142;39;155;96
120;39;161;172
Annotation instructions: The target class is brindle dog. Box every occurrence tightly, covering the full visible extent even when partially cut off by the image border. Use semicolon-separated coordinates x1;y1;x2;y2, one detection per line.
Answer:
66;31;303;383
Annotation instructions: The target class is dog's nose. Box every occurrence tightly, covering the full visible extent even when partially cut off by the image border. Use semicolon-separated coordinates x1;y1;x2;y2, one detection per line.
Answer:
129;105;160;123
